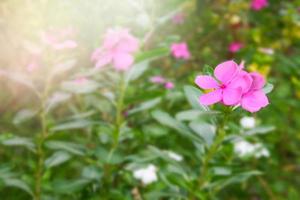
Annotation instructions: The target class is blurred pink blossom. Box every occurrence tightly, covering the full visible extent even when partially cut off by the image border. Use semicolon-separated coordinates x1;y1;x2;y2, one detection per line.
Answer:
150;76;166;84
41;27;77;50
172;13;185;24
26;59;39;72
164;82;174;90
251;0;268;11
171;42;190;60
91;28;139;71
229;42;243;53
74;77;88;84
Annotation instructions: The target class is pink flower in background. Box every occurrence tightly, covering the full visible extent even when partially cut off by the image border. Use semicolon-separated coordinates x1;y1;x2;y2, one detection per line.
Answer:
41;27;77;50
150;76;166;84
74;77;88;84
91;28;139;71
26;59;39;72
165;82;174;90
229;42;243;53
251;0;268;11
195;60;250;105
171;42;190;60
241;72;269;112
172;13;185;24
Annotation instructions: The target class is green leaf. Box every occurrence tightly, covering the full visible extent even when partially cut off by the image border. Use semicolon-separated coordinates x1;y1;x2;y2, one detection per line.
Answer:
125;61;149;83
50;119;95;132
183;86;209;111
208;170;262;191
45;151;72;168
51;59;77;76
152;110;202;143
126;47;169;83
212;167;232;176
262;83;274;94
81;166;102;180
52;179;90;194
244;126;275;135
128;98;161;115
46;92;71;113
189;122;216;146
0;70;38;95
3;178;33;196
13;109;37;125
61;79;100;94
135;47;169;63
1;136;35;152
203;64;214;76
45;141;86;156
176;110;219;121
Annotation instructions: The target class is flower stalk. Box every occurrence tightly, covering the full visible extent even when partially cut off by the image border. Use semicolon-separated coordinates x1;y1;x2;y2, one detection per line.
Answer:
198;109;231;190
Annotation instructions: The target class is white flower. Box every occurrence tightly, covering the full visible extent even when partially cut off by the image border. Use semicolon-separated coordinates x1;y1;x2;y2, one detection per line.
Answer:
258;47;274;55
234;140;270;158
167;151;183;161
240;117;255;129
234;140;256;157
133;164;158;185
253;144;270;158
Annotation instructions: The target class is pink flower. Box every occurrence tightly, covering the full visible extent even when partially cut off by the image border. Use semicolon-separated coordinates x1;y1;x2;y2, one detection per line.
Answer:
171;42;190;60
241;72;269;112
26;60;39;72
172;13;185;24
165;82;174;90
195;60;252;106
74;77;88;84
195;60;270;112
91;28;139;71
150;76;166;84
41;27;77;50
251;0;268;11
229;42;243;53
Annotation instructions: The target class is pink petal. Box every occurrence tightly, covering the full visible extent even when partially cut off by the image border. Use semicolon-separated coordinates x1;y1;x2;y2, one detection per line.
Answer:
195;75;219;89
95;52;112;68
214;60;239;84
250;72;265;90
116;35;139;53
199;89;222;105
229;71;253;93
165;82;174;89
241;90;269;112
113;52;134;71
222;87;242;105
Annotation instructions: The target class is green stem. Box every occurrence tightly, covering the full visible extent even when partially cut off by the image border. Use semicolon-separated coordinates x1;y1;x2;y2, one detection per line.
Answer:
34;77;51;200
198;109;230;190
107;74;126;162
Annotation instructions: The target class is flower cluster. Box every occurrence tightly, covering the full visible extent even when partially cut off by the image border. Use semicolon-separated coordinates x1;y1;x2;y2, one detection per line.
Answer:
195;60;269;112
91;28;139;71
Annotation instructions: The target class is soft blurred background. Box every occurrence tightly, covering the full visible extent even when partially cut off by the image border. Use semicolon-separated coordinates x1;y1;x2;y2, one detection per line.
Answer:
0;0;300;199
